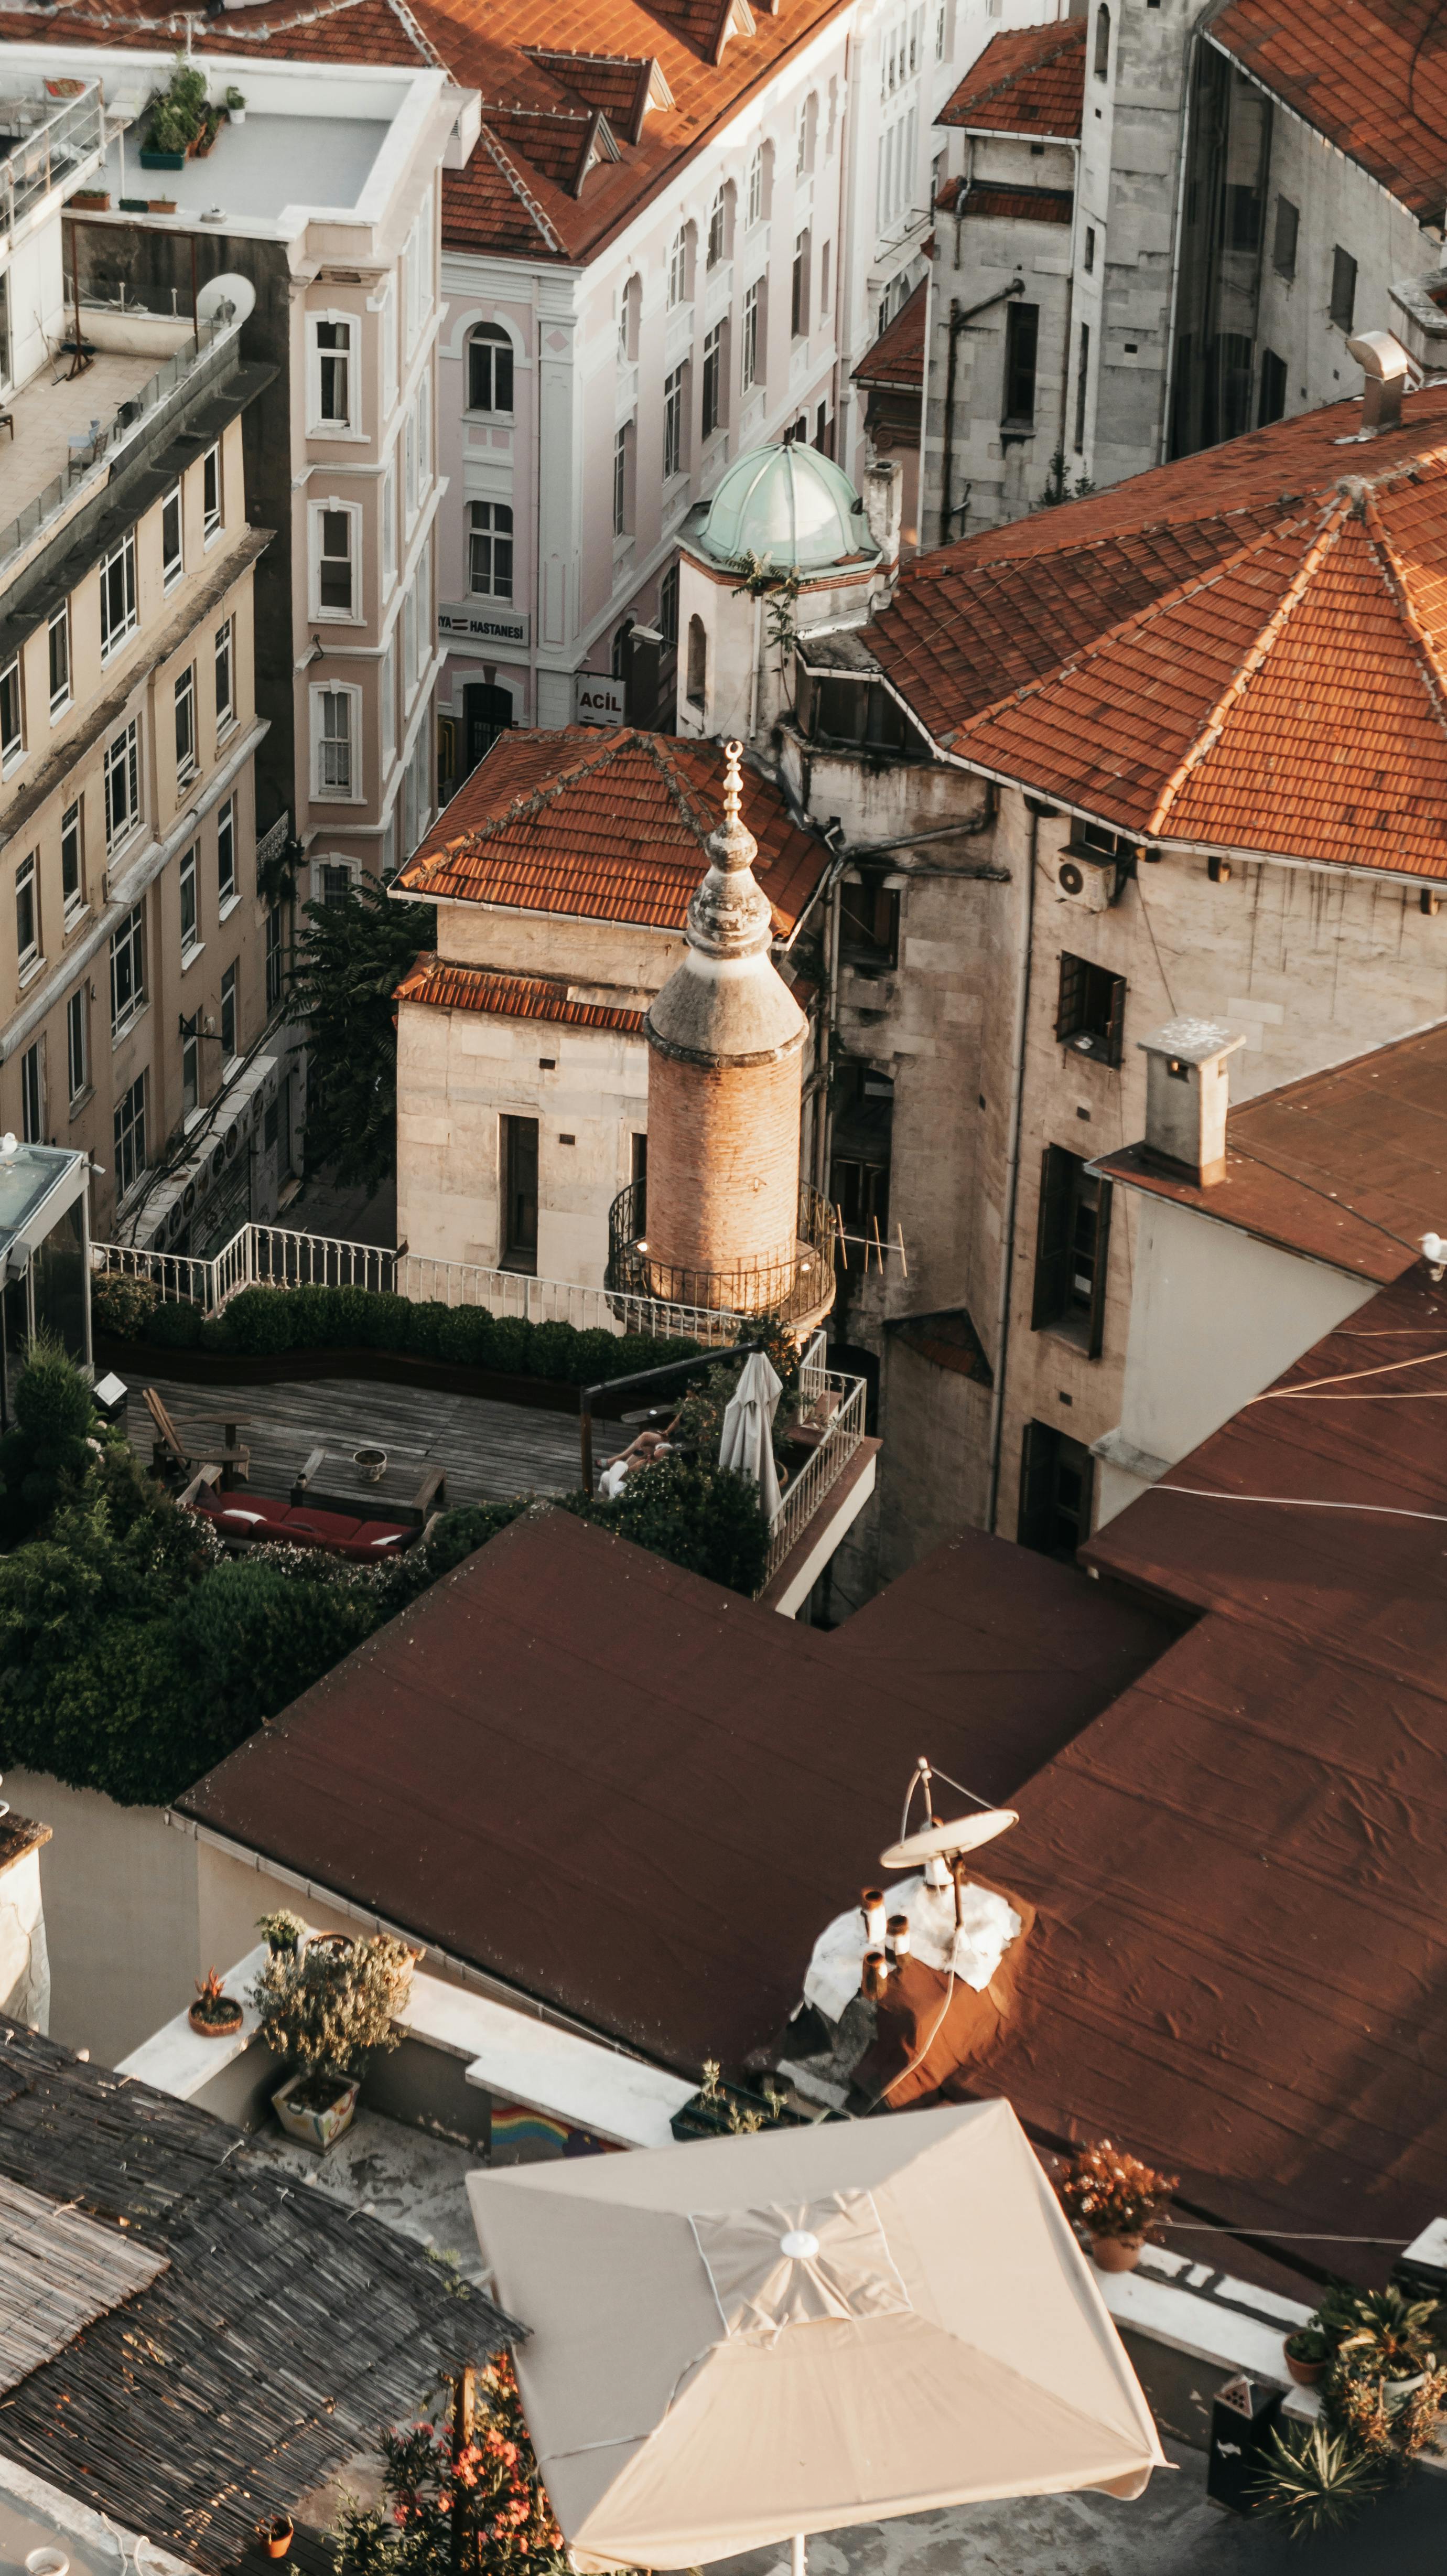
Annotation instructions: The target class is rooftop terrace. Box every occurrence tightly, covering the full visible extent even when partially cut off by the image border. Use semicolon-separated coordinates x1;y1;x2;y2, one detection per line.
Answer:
4;347;155;518
101;110;390;227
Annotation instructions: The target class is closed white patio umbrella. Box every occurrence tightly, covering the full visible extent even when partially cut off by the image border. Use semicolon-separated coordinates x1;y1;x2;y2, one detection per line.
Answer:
467;2098;1165;2573
718;1349;783;1519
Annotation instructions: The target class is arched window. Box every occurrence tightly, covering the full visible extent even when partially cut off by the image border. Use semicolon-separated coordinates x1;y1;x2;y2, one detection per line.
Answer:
1094;4;1110;79
686;614;707;710
612;617;634;680
467;323;514;415
468;500;513;599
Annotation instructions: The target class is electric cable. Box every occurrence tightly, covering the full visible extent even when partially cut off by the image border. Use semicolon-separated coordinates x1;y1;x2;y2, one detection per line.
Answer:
1245;1343;1447;1398
1157;1484;1447;1527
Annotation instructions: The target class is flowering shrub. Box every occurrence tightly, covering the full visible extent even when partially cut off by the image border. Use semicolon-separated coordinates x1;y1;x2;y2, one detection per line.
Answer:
1055;2139;1178;2242
334;2360;569;2576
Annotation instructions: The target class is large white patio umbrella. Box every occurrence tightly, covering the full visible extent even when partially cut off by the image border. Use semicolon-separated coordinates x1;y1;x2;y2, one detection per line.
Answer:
467;2098;1164;2572
718;1350;783;1519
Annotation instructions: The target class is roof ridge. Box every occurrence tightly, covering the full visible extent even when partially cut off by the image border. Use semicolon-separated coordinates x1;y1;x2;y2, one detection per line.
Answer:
382;0;448;72
646;733;721;849
964;15;1084;100
911;492;1304;587
473;122;567;253
1148;498;1352;834
1361;486;1447;747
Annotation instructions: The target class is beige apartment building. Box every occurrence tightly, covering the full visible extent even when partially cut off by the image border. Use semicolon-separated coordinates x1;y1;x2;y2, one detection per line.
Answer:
0;69;279;1250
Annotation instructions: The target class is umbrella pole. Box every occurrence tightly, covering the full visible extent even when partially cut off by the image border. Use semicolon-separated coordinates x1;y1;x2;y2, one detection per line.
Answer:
791;2537;806;2576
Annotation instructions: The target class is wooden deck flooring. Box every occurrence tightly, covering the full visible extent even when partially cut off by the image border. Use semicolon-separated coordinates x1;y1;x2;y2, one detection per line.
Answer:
127;1370;586;1512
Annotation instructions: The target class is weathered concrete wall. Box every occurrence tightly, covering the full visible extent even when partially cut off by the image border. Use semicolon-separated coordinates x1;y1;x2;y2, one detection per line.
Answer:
2;1773;200;2064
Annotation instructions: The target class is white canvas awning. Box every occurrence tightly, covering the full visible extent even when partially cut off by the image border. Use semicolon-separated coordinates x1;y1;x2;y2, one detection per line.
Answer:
468;2097;1165;2570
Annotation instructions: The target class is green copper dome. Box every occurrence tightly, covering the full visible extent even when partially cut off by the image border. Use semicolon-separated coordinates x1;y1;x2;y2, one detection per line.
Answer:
690;443;877;573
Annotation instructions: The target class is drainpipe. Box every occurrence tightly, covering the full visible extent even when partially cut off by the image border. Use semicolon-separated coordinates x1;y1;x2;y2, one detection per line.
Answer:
941;277;1025;544
984;797;1047;1534
814;868;843;1193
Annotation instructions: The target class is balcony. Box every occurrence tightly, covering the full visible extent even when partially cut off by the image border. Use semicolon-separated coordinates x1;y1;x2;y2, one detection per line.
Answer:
606;1177;836;1332
0;79;104;246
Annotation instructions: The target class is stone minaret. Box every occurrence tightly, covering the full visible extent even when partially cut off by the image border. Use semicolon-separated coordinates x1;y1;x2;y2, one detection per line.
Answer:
643;743;806;1309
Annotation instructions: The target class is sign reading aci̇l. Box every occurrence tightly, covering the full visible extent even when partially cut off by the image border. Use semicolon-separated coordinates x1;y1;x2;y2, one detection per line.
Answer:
574;673;627;725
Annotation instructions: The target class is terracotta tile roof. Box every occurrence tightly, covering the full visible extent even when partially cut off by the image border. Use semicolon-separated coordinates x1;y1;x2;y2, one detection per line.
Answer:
936;17;1085;137
398;727;829;932
1210;0;1447;224
851;277;926;390
3;0;851;264
871;385;1447;880
395;956;646;1032
1097;1017;1447;1283
959;180;1073;223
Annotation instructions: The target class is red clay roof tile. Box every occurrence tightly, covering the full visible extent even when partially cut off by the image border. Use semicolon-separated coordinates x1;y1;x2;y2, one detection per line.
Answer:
872;386;1447;879
937;17;1085;138
851;277;927;390
398;727;828;933
396;957;646;1032
1210;0;1447;223
959;180;1073;223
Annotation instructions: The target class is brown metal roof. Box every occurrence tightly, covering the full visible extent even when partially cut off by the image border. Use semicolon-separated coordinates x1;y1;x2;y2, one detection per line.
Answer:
1096;1016;1447;1282
175;1515;1174;2077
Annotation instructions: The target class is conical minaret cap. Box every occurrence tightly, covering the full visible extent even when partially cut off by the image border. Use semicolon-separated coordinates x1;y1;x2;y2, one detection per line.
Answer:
645;742;806;1070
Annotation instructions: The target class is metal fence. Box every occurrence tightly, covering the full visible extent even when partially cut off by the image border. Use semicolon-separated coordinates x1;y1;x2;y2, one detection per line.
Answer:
1;83;103;240
0;314;234;574
606;1178;835;1325
764;1365;868;1582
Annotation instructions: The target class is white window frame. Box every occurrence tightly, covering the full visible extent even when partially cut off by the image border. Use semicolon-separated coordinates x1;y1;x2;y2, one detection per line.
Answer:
104;717;142;852
99;530;137;661
416;368;431;500
20;1040;42;1146
467;323;515;416
0;654;23;776
67;985;88;1104
403;581;418;700
217;794;238;913
667;224;688;308
220;959;238;1065
381;457;398;596
60;798;84;925
161;480;184;588
202;443;222;543
310;309;360;437
214;616;235;736
378;275;398;420
380;639;396;776
706;187;726;270
311;498;363;623
468;499;515;599
179;843;200;961
742;281;761;391
747;147;763;228
113;1069;146;1201
174;662;197;785
663;362;686;480
15;850;40;981
48;604;70;719
404;406;418;529
110;901;146;1039
312;681;362;802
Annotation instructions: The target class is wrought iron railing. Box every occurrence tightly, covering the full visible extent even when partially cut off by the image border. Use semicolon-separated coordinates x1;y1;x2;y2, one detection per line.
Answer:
606;1179;835;1325
763;1364;868;1582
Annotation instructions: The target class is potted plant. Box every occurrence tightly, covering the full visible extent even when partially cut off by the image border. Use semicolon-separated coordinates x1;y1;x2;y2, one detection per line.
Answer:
69;188;110;211
1251;2422;1390;2541
1284;2323;1332;2386
1328;2285;1439;2403
353;1445;387;1485
148;199;178;214
255;2517;291;2561
226;85;247;124
189;1966;243;2039
249;1930;416;2152
257;1907;305;1958
1055;2137;1178;2272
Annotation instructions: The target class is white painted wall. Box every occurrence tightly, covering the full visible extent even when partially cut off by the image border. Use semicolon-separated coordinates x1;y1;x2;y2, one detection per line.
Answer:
0;1843;49;2032
2;1771;199;2062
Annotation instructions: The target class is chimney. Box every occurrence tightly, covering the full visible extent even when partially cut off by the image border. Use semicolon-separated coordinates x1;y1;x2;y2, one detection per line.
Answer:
862;461;902;568
1346;329;1413;433
1137;1018;1246;1189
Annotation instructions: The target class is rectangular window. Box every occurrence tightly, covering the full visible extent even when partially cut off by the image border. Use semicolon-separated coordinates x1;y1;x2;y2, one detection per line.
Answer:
110;902;146;1037
67;986;88;1103
61;799;83;920
1225;184;1261;253
382;460;397;591
501;1113;539;1271
0;656;22;772
174;664;197;782
217;796;237;906
316;317;353;428
668;226;688;308
1273;195;1299;280
381;639;396;774
99;531;137;658
20;1042;41;1146
322;862;353;908
113;1070;146;1200
104;719;141;849
791;231;809;339
179;844;199;956
742;281;761;391
839;878;900;965
1031;1143;1113;1355
1258;347;1287;427
707;186;726;269
214;617;234;733
1018;1421;1095;1560
378;275;398;420
404;582;418;693
748;146;763;227
48;605;70;716
416;369;431;493
1073;320;1090;454
202;443;222;539
1055;950;1125;1064
317;508;355;616
161;480;183;586
16;852;39;974
467;326;514;414
663;363;685;479
702;323;723;437
404;406;418;523
469;500;514;598
819;240;832;315
266;904;284;1011
317;689;354;797
1331;246;1357;334
182;1024;199;1117
1084;223;1096;275
220;960;237;1060
613;424;629;536
658;563;679;646
1002;302;1040;427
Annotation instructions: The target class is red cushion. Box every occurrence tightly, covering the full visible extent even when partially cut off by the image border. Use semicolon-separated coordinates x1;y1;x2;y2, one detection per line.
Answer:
282;1506;364;1543
212;1496;289;1533
352;1521;413;1550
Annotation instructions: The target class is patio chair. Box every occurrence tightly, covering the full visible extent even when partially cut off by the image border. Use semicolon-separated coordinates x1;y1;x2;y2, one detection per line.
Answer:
143;1387;250;1488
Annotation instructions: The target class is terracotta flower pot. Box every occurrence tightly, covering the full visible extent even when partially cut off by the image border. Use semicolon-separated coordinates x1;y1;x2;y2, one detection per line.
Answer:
1089;2232;1145;2273
1284;2343;1326;2386
189;1999;243;2038
258;2518;293;2561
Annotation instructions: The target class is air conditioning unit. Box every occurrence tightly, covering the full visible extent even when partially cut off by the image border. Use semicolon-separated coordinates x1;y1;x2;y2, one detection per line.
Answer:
1056;852;1117;911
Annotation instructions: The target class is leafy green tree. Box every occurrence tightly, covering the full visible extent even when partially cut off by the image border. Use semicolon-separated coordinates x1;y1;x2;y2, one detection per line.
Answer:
288;879;433;1193
169;1555;392;1733
0;1338;99;1545
334;2358;568;2576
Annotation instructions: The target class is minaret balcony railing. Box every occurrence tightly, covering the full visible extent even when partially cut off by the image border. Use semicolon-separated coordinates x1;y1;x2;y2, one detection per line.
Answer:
606;1180;835;1328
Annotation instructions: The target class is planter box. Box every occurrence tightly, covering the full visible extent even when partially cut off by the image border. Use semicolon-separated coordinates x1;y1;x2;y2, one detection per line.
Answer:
670;2079;809;2143
69;190;110;210
139;148;186;169
272;2070;359;2152
91;1334;641;1421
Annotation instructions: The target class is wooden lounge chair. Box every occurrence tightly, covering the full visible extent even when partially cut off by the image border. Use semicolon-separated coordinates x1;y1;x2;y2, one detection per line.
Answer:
143;1387;250;1488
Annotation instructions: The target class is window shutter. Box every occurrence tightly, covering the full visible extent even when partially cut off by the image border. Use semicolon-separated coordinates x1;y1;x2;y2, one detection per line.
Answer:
1031;1145;1074;1329
1018;1421;1055;1550
1087;1176;1114;1359
1055;952;1085;1043
1105;972;1126;1067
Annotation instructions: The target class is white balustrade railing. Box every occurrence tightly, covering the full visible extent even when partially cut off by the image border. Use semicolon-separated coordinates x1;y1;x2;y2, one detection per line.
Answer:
764;1368;868;1582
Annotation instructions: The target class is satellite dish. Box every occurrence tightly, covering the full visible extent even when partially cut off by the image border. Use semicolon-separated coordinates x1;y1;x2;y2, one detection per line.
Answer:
879;1809;1019;1869
197;272;255;332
